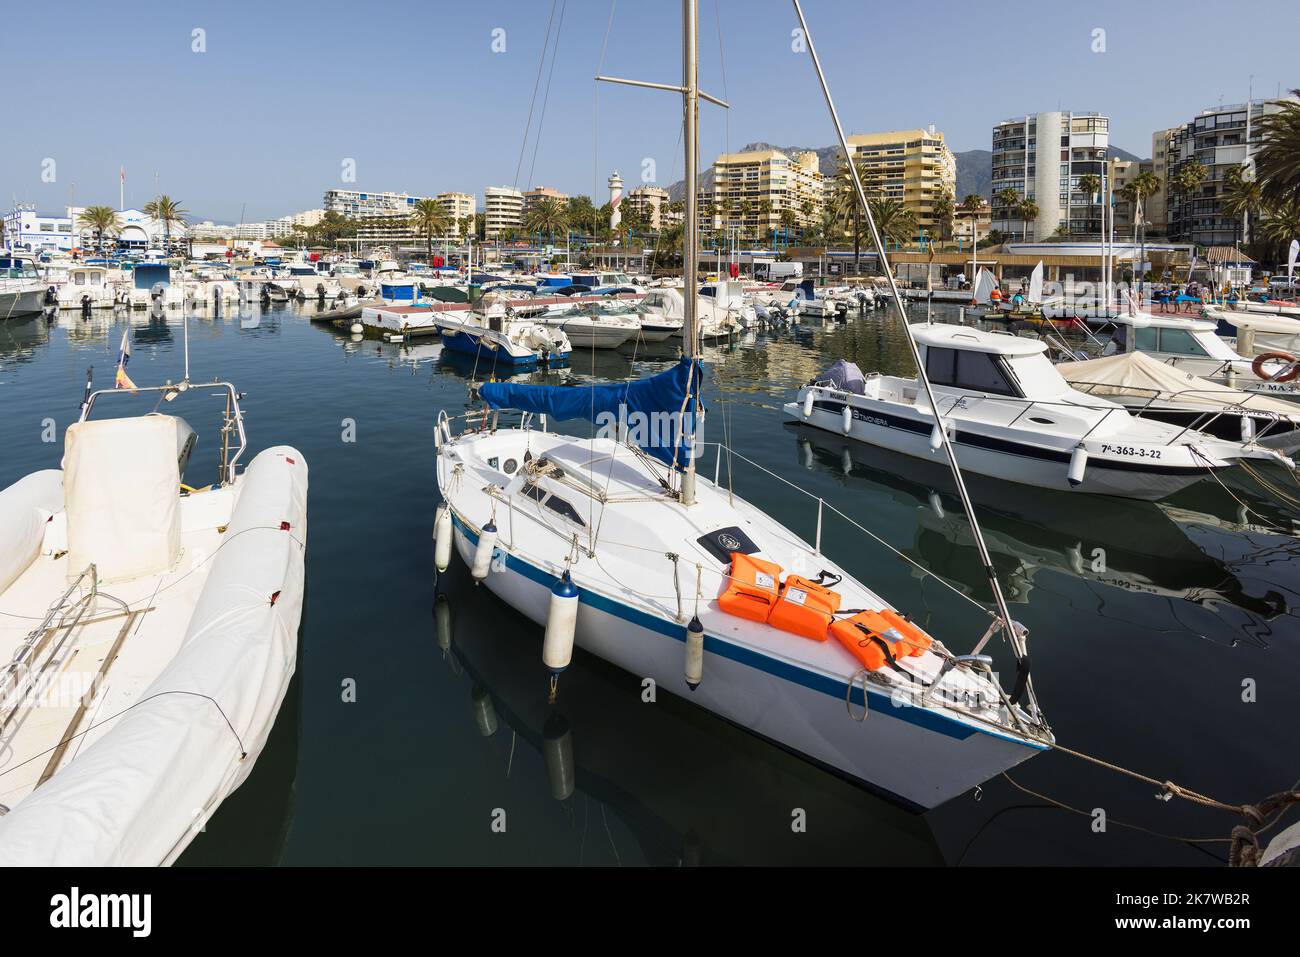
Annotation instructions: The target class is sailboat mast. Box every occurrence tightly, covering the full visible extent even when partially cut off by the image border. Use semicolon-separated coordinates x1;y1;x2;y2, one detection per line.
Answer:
680;0;700;506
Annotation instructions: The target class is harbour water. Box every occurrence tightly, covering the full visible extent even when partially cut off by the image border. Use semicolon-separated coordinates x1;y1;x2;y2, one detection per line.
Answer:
2;301;1296;865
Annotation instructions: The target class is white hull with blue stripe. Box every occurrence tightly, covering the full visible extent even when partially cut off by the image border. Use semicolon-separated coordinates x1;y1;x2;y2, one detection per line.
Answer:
436;423;1051;810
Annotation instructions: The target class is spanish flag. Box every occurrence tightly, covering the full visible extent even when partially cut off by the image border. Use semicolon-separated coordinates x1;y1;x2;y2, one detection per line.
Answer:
114;328;137;391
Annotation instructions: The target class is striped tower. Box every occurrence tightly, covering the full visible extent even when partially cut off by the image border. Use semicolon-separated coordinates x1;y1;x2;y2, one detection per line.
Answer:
608;170;624;231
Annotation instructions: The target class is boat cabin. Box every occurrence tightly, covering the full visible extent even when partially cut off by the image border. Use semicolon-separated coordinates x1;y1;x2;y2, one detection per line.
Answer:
910;323;1075;401
1100;314;1240;363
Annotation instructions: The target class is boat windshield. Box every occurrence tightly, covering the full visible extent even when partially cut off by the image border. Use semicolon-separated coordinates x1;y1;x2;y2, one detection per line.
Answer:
924;346;1022;398
1135;326;1211;357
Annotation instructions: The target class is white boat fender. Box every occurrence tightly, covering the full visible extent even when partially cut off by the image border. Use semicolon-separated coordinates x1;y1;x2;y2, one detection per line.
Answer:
350;321;363;334
470;684;498;737
841;404;853;434
471;520;498;581
542;712;576;801
802;390;815;419
434;504;453;573
435;593;453;654
1240;415;1255;443
929;422;944;452
684;615;705;691
1067;445;1089;487
543;572;579;677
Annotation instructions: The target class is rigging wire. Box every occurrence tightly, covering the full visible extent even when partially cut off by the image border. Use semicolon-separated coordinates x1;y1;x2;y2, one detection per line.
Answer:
526;0;568;190
513;0;560;192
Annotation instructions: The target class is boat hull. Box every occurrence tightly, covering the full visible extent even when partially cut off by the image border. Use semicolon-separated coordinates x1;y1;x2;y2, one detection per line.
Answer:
440;327;569;367
786;397;1218;501
0;287;46;318
450;516;1042;811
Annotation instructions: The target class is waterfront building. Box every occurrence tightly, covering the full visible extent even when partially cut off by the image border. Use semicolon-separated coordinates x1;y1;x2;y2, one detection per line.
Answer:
1159;96;1299;246
844;127;956;240
484;186;524;239
523;186;568;216
710;148;823;240
4;205;187;252
437;192;474;236
323;189;430;220
990;111;1110;241
624;185;679;230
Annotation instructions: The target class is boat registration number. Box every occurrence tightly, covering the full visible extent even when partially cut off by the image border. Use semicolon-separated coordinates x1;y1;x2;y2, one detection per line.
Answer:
1098;445;1162;459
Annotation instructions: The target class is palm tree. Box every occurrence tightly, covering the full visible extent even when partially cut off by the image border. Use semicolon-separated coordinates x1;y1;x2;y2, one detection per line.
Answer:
995;187;1021;238
1255;90;1300;208
1169;161;1208;236
1016;198;1039;242
931;191;955;249
77;205;121;255
1258;199;1300;263
869;198;916;248
525;197;569;244
1222;166;1265;245
409;198;451;264
142;195;188;253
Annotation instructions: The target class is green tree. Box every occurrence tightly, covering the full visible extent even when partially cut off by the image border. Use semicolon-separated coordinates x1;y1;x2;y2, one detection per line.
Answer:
525;197;569;242
409;198;451;264
77;205;121;255
1016;198;1039;241
1255;90;1300;208
869;198;916;248
142;195;188;252
1222;165;1265;245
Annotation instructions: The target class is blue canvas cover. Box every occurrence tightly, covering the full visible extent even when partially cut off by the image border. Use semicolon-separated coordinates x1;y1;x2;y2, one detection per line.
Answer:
479;357;704;468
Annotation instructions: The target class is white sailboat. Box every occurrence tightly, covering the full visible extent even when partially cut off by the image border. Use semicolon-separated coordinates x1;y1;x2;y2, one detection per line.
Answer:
433;0;1052;810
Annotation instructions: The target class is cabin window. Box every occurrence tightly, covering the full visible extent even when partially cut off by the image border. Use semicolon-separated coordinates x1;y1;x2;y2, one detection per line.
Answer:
955;350;1019;396
925;346;958;385
1156;328;1208;357
1135;327;1160;351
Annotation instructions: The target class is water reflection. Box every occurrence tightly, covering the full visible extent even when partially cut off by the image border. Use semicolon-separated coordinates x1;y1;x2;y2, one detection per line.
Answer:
434;561;941;866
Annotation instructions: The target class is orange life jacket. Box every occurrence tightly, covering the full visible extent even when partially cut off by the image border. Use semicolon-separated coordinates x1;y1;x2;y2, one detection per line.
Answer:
766;574;842;641
718;552;783;623
830;608;933;670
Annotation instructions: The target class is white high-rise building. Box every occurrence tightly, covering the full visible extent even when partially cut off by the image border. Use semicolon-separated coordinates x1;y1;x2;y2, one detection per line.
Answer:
483;186;523;239
990;111;1110;241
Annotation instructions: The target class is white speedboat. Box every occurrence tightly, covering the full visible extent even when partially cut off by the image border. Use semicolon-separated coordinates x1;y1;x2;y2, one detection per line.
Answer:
54;265;117;310
530;303;640;350
640;286;744;341
786;324;1291;500
1101;312;1300;402
0;368;306;865
437;303;572;368
0;256;49;318
1058;351;1300;454
433;0;1051;813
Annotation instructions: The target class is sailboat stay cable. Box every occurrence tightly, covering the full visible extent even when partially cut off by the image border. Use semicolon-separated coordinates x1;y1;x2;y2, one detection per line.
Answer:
527;0;568;189
790;0;1040;719
513;0;560;191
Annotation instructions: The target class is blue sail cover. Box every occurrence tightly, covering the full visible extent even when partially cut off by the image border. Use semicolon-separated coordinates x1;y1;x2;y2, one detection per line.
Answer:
479;357;704;468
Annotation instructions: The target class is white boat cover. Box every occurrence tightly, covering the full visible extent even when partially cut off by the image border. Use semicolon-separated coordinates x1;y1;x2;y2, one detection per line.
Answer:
0;447;307;865
64;416;181;583
1058;351;1300;416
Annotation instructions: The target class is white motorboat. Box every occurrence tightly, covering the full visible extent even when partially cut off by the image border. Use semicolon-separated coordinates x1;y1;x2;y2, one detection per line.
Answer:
639;286;744;341
436;303;572;368
528;303;640;350
751;277;840;318
0;256;50;318
54;265;118;310
433;0;1053;812
1203;305;1300;357
0;356;307;865
1058;351;1300;454
1100;311;1300;402
786;324;1291;500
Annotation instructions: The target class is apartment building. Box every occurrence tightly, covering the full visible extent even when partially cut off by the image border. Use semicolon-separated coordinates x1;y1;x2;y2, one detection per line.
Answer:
437;192;475;236
624;186;679;230
523;186;568;215
990;111;1110;241
323;189;429;219
710;148;823;240
1159;96;1298;246
484;186;524;239
844;126;956;240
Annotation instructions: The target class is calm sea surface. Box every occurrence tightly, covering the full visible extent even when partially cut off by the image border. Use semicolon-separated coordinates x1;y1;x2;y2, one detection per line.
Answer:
1;299;1296;865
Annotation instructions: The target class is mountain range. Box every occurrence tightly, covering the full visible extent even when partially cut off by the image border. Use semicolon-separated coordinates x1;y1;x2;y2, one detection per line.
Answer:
666;141;1147;204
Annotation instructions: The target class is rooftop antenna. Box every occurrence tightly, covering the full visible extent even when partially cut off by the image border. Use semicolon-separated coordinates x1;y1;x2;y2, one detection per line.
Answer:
791;0;1039;717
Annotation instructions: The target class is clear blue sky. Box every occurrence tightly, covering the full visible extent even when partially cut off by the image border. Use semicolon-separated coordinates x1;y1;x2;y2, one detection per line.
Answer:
4;0;1295;222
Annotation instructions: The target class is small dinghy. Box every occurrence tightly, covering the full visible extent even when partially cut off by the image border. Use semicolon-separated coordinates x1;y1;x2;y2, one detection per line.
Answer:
0;370;307;865
786;323;1292;500
1058;351;1300;453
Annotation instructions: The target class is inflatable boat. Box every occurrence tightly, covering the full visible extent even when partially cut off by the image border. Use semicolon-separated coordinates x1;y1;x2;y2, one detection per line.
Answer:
0;380;307;865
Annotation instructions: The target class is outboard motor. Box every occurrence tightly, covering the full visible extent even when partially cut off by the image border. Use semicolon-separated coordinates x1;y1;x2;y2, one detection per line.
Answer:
44;285;58;306
316;283;326;305
80;294;93;319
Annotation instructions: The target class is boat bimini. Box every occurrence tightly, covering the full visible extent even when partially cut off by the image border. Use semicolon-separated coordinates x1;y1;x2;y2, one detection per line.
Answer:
786;323;1292;500
0;369;307;865
434;0;1053;812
